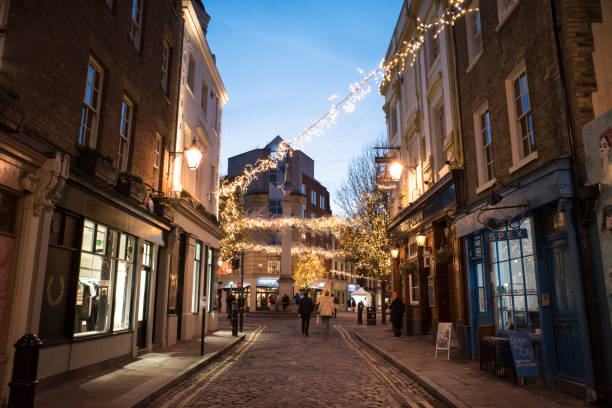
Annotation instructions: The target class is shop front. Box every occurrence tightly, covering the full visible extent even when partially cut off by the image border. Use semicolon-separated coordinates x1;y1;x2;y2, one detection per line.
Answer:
457;159;596;393
388;171;465;339
35;175;169;382
223;282;251;313
256;277;279;311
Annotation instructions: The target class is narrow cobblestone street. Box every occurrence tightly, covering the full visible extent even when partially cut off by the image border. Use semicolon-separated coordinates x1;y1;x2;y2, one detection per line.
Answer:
146;314;444;408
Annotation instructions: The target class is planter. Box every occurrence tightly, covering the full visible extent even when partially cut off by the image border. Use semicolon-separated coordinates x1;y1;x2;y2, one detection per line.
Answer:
434;248;453;264
77;151;118;185
116;178;147;203
153;198;175;221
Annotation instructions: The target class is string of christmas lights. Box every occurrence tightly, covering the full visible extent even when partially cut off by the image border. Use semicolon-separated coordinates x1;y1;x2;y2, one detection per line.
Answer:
219;1;476;262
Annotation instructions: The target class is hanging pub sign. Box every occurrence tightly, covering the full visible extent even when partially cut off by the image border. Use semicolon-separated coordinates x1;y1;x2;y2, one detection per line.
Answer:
484;228;528;243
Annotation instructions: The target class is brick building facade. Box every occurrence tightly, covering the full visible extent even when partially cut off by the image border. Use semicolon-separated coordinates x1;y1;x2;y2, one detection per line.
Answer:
453;0;611;401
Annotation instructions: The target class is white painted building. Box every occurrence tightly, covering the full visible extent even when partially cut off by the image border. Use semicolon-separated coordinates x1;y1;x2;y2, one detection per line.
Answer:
156;0;228;347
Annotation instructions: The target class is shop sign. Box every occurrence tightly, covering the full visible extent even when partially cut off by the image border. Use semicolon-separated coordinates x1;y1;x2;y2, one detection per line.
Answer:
484;229;528;243
427;276;435;308
508;331;539;378
399;211;423;232
347;284;357;292
256;278;278;287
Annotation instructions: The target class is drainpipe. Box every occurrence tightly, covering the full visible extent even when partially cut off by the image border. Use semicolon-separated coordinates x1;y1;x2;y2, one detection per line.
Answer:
549;0;606;401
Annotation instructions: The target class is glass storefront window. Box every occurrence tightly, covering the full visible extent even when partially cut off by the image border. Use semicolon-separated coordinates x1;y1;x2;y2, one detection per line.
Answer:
75;219;135;336
489;217;540;332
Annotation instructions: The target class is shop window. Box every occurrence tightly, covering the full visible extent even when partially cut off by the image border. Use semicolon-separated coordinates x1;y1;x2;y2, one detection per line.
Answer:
489;217;539;332
206;247;215;312
74;219;135;336
192;241;202;313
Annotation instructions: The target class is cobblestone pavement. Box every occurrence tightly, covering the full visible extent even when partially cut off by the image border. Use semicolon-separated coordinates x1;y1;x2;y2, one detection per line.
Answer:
146;317;445;408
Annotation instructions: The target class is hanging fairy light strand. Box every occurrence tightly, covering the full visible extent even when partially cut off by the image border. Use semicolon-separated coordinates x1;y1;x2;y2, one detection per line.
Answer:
219;1;474;201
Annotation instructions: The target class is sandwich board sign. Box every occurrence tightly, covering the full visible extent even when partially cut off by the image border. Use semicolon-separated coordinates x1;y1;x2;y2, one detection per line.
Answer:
434;322;458;360
508;331;539;378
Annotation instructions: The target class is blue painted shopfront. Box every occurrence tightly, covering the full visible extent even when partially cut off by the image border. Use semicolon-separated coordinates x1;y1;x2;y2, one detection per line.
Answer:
457;160;595;392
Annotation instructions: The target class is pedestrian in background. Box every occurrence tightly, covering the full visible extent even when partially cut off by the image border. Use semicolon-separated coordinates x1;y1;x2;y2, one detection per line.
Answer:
351;298;356;312
390;291;404;338
357;301;364;324
282;294;290;311
298;292;314;336
333;295;339;318
318;290;335;335
294;292;301;305
225;291;234;320
346;298;351;312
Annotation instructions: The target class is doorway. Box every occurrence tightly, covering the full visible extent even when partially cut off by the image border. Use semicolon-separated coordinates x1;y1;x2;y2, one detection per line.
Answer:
137;242;153;349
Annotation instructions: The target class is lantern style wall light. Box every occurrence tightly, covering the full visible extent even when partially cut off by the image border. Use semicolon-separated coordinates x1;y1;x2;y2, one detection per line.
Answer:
389;161;404;182
391;247;399;259
170;140;203;170
416;233;426;248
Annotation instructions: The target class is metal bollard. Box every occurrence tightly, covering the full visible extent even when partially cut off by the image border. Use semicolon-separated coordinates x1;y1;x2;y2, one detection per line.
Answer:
231;305;238;337
8;333;42;408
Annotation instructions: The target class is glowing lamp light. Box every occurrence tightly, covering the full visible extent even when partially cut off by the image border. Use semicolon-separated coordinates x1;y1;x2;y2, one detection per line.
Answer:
416;233;426;247
389;161;403;182
185;141;203;170
391;248;399;259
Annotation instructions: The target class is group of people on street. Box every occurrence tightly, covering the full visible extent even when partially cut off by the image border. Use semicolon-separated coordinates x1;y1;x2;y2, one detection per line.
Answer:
346;297;357;312
297;290;335;336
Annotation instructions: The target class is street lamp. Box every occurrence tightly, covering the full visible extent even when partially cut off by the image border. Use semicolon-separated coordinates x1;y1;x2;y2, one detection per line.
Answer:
170;140;203;171
389;161;403;182
416;233;426;248
391;247;399;259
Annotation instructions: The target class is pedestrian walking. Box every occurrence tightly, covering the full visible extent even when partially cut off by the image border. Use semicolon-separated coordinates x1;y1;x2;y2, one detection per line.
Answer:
351;298;356;313
298;292;314;336
333;296;339;318
317;290;335;335
294;292;301;305
282;294;290;311
357;301;364;324
225;291;234;320
390;291;404;337
346;298;351;311
269;294;276;311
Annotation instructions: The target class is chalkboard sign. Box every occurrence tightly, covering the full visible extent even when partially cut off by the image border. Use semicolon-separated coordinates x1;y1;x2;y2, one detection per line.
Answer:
434;322;453;360
508;331;539;378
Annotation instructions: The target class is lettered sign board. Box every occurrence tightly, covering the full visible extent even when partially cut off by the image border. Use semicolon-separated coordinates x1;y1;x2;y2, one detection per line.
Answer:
484;229;528;243
434;322;455;360
508;331;539;378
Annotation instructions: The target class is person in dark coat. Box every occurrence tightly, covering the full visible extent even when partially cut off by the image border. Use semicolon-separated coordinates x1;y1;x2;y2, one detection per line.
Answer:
298;292;314;336
282;294;290;311
225;291;234;320
357;301;364;324
390;291;404;337
351;298;356;312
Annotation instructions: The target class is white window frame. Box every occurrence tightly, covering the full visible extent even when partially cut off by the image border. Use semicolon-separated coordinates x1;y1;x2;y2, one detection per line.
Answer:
301;184;306;195
191;241;202;314
161;40;170;93
209;164;216;202
429;93;446;172
79;58;104;149
473;102;497;192
129;0;143;51
504;62;538;172
465;0;483;71
118;96;134;172
320;195;325;209
496;0;520;31
311;190;316;205
152;133;161;191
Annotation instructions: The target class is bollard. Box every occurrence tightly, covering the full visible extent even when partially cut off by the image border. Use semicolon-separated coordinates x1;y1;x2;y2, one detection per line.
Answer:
8;333;42;408
231;305;238;337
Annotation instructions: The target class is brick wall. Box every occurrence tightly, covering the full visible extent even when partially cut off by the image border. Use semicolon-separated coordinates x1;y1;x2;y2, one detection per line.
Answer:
454;0;571;207
0;0;182;187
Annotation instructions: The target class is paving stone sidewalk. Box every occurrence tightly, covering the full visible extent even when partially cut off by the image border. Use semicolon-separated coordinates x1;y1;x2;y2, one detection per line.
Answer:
35;327;244;408
346;314;590;408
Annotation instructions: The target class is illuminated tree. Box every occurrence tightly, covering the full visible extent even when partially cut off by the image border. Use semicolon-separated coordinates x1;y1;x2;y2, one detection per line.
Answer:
293;252;327;290
218;181;250;263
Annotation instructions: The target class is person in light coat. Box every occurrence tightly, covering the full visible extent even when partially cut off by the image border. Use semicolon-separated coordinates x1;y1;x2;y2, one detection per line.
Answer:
317;290;335;335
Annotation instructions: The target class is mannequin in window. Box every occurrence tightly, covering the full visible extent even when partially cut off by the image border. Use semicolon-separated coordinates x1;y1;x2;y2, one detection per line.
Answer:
87;284;99;331
96;288;109;331
75;283;91;332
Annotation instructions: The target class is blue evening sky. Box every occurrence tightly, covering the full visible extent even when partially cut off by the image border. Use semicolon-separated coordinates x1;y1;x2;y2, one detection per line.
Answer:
205;1;403;214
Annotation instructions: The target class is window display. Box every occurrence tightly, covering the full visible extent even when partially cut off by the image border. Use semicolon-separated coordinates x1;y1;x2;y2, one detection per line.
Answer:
489;217;539;332
74;219;134;336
